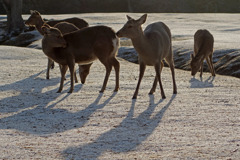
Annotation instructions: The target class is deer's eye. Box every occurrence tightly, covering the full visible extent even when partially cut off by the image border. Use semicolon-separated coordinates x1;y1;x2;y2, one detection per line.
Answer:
128;25;133;29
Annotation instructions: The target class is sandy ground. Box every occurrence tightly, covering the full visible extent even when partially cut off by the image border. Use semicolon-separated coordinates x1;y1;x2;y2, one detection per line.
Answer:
0;13;240;159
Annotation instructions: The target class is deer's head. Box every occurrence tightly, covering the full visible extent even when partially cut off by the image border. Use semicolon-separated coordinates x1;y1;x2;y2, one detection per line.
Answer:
25;10;42;26
116;14;147;39
190;53;202;76
42;25;67;48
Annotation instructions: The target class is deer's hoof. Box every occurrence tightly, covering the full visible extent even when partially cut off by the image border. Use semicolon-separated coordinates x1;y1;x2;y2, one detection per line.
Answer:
81;81;85;84
148;91;154;95
132;96;137;99
68;88;73;93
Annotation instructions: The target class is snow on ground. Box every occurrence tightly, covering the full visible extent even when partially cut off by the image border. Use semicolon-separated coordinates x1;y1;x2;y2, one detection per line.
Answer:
0;13;240;159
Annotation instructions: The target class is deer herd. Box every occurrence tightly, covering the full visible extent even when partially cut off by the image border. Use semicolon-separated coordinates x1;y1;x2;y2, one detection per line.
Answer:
25;10;216;99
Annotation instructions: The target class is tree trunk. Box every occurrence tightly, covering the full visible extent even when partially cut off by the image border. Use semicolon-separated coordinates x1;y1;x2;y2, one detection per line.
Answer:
2;0;24;36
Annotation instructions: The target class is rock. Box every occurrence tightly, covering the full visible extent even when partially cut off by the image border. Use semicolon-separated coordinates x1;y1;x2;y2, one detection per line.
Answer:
1;30;42;47
27;39;42;49
118;47;138;64
214;50;240;77
118;46;240;78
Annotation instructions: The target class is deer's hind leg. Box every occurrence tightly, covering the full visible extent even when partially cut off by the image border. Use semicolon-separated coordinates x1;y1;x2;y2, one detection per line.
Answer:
99;58;113;93
111;57;120;92
67;60;76;93
154;62;166;99
207;53;215;76
165;51;177;95
149;61;164;95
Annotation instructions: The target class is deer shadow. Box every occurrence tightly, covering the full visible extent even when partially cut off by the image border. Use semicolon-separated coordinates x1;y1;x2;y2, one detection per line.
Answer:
62;94;176;159
189;76;215;88
0;71;60;113
0;72;116;135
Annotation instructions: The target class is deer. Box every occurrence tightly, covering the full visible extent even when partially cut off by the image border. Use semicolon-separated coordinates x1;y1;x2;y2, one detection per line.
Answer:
25;10;88;35
47;22;93;84
116;14;177;99
190;29;215;77
25;10;90;82
41;25;120;93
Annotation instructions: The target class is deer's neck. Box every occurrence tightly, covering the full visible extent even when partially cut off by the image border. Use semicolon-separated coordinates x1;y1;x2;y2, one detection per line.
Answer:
35;19;45;35
131;31;150;56
194;49;207;63
42;39;55;56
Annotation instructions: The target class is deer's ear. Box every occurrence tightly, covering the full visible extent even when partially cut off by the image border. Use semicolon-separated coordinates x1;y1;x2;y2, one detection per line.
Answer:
41;26;51;35
33;10;41;15
30;10;40;15
137;14;147;25
126;15;133;21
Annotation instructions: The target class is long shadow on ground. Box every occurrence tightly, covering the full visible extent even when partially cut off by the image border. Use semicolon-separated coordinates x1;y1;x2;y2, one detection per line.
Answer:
0;72;116;135
189;76;215;88
62;94;176;159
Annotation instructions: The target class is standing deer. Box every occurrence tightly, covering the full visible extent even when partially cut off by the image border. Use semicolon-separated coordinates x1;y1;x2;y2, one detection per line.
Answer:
25;10;88;35
41;25;120;93
25;10;91;82
191;29;215;77
116;14;177;99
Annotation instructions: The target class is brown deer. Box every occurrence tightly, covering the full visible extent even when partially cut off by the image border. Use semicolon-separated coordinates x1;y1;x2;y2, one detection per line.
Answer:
46;22;93;84
191;29;215;77
116;14;177;99
25;10;90;82
25;10;88;35
41;25;120;93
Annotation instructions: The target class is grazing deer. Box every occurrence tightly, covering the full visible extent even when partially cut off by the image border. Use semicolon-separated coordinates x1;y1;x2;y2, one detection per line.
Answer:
191;29;215;77
25;10;90;82
46;22;93;84
116;14;177;99
41;25;120;93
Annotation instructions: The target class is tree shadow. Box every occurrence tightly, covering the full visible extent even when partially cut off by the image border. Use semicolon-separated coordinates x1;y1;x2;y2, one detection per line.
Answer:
62;94;176;159
189;76;215;88
0;72;116;135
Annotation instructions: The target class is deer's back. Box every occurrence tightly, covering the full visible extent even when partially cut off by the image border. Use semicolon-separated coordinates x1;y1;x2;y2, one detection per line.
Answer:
47;17;88;29
54;22;79;34
64;25;116;46
144;22;171;41
194;29;214;55
63;26;118;63
143;22;172;61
